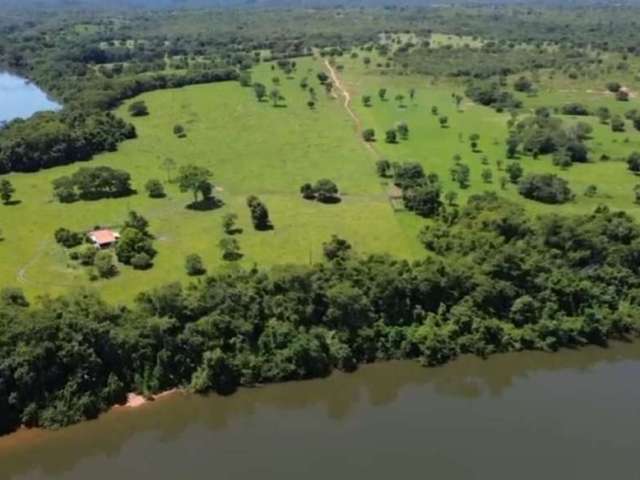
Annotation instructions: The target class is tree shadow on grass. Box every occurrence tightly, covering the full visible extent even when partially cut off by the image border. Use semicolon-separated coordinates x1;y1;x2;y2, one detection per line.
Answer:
222;252;244;261
317;196;342;204
186;197;224;211
226;227;244;235
3;200;21;206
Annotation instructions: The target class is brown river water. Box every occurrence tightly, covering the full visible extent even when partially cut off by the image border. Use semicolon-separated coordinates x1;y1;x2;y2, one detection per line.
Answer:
1;341;639;480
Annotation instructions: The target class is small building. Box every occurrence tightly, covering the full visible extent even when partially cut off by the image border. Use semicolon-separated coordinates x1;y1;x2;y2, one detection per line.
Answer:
88;229;120;248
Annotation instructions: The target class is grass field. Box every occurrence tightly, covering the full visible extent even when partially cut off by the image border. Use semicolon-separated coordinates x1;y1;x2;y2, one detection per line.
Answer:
0;57;424;303
4;45;640;303
335;49;640;217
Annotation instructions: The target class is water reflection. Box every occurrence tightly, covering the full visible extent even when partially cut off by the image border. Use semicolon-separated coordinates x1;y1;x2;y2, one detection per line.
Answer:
1;341;639;479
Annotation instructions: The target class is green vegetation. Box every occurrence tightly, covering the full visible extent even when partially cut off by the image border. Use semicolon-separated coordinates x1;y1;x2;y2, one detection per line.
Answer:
3;2;640;434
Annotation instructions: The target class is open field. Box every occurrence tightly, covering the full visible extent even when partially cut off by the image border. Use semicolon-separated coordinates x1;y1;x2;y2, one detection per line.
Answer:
4;41;640;303
0;57;424;303
333;48;640;217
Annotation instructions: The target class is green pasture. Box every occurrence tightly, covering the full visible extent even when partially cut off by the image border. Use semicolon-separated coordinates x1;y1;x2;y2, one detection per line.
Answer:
0;57;423;303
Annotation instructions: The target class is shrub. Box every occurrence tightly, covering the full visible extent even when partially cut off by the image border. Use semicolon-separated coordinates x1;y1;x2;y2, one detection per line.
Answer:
560;103;589;116
128;101;149;117
362;128;375;142
518;173;574;204
131;253;152;270
78;245;97;266
606;81;621;93
627;152;640;173
185;254;206;276
54;228;83;248
94;251;118;278
145;179;165;198
173;124;186;138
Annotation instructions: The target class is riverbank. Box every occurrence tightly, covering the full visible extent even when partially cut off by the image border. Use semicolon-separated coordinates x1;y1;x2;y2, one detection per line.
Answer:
1;341;640;480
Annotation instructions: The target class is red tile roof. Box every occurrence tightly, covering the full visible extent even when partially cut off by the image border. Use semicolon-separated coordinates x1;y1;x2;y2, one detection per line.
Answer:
89;229;119;245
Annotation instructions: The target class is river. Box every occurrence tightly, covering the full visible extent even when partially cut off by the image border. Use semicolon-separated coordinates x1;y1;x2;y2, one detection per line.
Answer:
1;342;639;480
0;72;60;123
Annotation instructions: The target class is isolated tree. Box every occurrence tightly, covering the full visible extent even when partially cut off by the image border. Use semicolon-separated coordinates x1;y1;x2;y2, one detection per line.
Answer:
481;168;493;183
362;128;376;142
606;81;621;93
439;115;449;128
173;124;186;138
269;88;283;107
396;122;409;140
219;237;241;261
300;183;315;199
176;164;214;203
451;163;471;188
378;88;387;101
247;195;271;230
611;115;625;132
307;100;316;110
431;106;439;116
627;152;640;173
324;81;333;95
185;254;206;276
222;213;239;234
385;129;398;144
376;159;391;177
395;94;405;107
0;180;15;205
300;77;309;89
506;161;524;184
145;179;165;198
584;184;598;197
313;179;339;203
317;71;329;84
161;157;176;182
363;57;371;68
253;82;267;101
323;235;352;261
128;101;148;117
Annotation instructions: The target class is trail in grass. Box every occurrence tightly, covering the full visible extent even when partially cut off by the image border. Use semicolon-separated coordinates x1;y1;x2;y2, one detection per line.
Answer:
324;59;379;158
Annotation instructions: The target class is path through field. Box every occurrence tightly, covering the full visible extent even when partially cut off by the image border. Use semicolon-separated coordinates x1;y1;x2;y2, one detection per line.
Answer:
324;59;379;157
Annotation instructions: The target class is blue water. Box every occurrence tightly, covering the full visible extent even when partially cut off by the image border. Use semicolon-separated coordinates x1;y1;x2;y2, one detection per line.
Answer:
0;71;61;123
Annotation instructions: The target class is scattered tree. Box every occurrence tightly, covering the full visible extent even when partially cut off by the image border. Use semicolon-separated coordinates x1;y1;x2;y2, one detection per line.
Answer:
145;179;165;198
323;235;351;261
0;180;15;205
128;101;149;117
176;165;214;203
219;237;241;261
362;128;376;142
185;254;206;276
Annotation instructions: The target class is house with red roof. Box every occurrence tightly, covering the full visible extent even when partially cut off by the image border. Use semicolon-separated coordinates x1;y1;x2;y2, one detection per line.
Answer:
88;229;120;248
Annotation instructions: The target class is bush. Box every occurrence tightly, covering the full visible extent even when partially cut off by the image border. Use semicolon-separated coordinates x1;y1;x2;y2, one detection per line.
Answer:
362;128;375;142
606;81;621;93
77;245;97;266
518;173;574;204
145;179;165;198
627;152;640;173
94;251;118;278
560;103;589;116
128;101;149;117
185;254;206;276
54;228;83;248
130;253;152;270
173;124;186;138
616;90;630;102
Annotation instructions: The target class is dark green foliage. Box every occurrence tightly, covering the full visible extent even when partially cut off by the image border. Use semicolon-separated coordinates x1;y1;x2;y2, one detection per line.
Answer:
185;254;206;276
465;81;522;111
52;166;132;202
506;162;524;184
627;152;640;173
322;235;352;261
176;164;214;204
561;103;589;116
247;195;272;230
513;76;533;92
301;179;340;203
362;128;375;142
54;228;84;248
518;173;574;204
385;129;398;144
128;101;148;117
94;251;118;278
145;179;165;198
0;179;15;204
